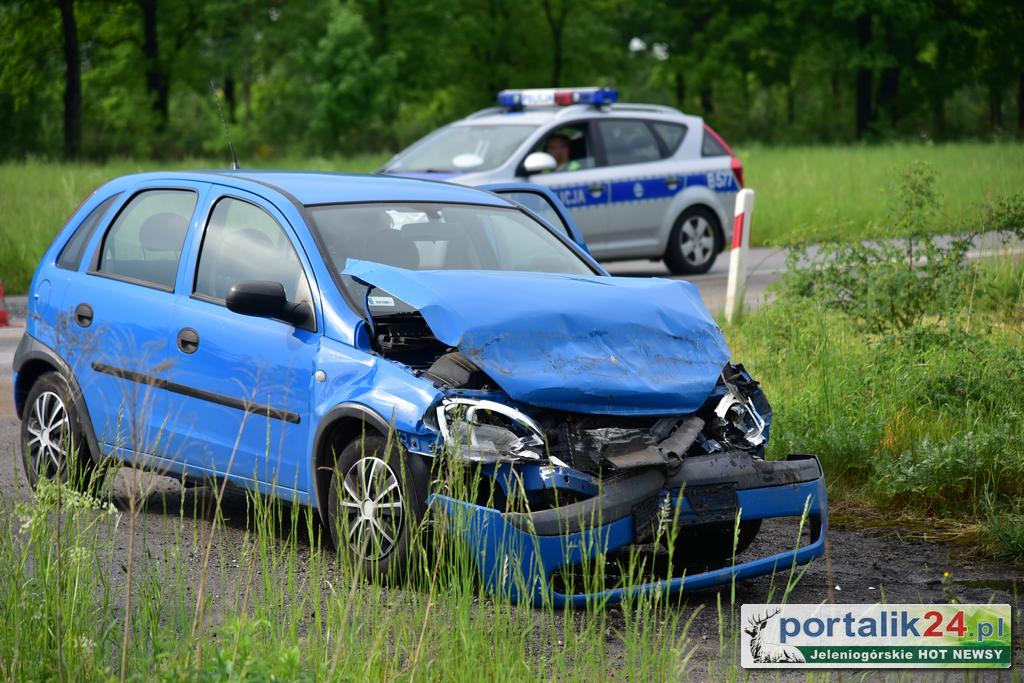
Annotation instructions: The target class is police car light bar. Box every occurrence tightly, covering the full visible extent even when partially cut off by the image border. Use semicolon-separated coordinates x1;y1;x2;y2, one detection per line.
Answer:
497;87;618;110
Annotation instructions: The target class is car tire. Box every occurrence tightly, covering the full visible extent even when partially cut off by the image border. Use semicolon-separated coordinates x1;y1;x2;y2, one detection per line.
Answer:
20;371;99;492
665;207;721;275
672;519;762;567
327;433;427;579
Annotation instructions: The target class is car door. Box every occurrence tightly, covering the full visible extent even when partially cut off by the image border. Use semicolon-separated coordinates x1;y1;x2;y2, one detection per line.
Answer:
594;118;678;254
62;181;209;463
162;188;319;496
482;182;589;251
519;120;610;249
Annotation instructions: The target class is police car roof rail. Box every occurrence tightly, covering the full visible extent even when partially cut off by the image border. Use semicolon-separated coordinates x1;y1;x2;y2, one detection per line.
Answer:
554;104;599;118
466;106;505;119
611;103;682;115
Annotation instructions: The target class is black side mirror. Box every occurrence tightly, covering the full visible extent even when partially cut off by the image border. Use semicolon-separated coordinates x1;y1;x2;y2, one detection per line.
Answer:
226;280;312;328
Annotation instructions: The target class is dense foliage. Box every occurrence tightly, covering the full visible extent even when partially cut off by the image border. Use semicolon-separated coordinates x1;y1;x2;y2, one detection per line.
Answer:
1;0;1022;161
733;167;1024;557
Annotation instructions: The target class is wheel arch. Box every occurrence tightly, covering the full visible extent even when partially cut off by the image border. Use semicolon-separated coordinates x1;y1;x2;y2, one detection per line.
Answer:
659;190;728;254
15;358;59;420
311;403;393;523
13;334;103;465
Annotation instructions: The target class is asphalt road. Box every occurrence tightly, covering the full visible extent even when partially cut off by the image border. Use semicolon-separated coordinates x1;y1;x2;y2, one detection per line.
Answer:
603;246;786;313
0;316;1021;677
603;231;1024;313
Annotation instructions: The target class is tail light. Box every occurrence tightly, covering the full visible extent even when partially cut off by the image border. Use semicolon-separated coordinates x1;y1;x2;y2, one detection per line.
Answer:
704;124;743;188
731;157;744;188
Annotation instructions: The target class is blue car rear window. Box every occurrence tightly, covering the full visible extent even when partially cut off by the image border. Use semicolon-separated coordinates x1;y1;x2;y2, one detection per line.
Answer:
56;193;122;271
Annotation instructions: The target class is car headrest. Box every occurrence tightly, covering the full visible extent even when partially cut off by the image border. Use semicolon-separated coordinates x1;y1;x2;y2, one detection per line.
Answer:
139;212;189;252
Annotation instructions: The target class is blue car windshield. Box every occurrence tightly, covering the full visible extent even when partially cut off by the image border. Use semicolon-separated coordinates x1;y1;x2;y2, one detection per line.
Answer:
306;202;594;275
385;124;536;172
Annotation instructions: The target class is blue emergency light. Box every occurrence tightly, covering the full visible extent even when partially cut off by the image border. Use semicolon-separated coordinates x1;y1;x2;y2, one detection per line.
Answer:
497;87;618;110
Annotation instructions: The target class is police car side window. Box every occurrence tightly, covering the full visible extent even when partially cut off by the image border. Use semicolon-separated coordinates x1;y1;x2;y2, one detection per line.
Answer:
597;120;662;166
702;129;730;157
652;122;687;155
532;122;594;173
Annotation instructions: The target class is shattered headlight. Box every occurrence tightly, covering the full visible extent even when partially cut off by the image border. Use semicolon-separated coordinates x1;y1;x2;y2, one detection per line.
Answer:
713;390;767;447
436;398;546;464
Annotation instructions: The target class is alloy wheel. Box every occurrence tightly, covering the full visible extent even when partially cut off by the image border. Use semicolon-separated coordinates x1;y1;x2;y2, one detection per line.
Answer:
337;455;404;561
25;391;70;479
679;215;716;266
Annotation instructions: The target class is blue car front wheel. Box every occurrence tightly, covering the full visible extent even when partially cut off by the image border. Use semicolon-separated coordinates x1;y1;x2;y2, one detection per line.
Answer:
327;433;426;579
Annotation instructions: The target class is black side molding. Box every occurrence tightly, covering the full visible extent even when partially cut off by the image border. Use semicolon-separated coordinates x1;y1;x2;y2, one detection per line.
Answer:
91;362;300;424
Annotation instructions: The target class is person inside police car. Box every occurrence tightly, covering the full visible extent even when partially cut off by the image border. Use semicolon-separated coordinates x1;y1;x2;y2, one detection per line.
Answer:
545;133;580;172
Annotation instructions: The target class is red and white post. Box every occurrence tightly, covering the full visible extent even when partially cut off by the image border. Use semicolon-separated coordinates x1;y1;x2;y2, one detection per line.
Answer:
724;188;755;324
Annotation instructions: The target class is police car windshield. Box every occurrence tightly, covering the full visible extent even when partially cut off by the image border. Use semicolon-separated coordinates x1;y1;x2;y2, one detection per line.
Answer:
307;202;595;276
387;124;536;172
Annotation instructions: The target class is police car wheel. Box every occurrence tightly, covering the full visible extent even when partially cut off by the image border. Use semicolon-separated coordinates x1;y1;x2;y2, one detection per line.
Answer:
665;207;721;275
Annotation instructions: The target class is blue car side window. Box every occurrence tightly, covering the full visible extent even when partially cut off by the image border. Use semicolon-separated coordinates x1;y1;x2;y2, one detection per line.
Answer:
194;196;312;306
57;193;122;271
97;189;197;290
503;191;571;238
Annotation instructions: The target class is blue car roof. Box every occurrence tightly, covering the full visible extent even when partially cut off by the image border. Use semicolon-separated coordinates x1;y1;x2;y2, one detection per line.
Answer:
101;170;514;207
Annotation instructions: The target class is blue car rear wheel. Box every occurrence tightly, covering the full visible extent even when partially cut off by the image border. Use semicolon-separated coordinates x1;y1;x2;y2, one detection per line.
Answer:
20;372;97;492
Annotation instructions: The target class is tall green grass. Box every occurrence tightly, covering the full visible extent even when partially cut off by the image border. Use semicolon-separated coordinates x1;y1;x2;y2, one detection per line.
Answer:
729;243;1024;557
739;142;1024;245
1;441;803;681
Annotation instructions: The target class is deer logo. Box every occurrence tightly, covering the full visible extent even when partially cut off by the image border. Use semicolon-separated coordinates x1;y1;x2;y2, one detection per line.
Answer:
746;609;806;664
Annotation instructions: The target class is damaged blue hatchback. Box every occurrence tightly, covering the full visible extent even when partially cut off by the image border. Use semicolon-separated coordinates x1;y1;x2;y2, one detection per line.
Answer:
14;170;826;606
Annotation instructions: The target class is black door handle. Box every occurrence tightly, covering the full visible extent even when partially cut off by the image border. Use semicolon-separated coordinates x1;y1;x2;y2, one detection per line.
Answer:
666;176;680;190
176;327;200;354
74;303;93;328
587;182;604;197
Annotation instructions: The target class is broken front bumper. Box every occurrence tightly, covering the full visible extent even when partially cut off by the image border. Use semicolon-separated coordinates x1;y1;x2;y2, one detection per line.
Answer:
428;453;827;607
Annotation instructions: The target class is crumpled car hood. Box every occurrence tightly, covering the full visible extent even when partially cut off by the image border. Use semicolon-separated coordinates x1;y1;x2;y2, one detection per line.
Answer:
343;259;731;416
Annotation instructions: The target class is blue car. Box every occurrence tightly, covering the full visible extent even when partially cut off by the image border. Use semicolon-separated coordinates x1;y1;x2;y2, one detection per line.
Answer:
13;170;826;606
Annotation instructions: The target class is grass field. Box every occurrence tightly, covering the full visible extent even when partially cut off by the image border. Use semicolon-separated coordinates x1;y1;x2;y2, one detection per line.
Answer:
2;143;1023;293
728;234;1024;558
740;141;1024;245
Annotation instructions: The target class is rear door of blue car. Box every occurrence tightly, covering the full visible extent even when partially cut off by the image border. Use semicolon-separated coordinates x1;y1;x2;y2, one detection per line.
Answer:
60;179;210;464
162;185;319;497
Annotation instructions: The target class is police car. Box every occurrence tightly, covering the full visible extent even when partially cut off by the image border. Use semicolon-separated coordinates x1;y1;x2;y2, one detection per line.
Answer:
382;87;744;274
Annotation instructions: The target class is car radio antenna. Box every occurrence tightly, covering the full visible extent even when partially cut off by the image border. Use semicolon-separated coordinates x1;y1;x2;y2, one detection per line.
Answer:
209;80;240;170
